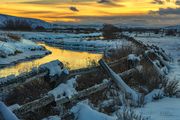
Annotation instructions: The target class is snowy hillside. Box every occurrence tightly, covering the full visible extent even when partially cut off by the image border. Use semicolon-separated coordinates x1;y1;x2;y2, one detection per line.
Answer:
0;14;52;29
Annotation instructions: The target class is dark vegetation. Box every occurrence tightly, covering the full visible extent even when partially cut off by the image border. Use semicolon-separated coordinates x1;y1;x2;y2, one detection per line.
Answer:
165;29;177;36
2;19;46;31
102;24;121;39
5;79;51;105
3;20;32;31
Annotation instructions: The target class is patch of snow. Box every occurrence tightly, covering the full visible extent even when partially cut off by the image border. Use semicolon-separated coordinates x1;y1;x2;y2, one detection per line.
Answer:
48;77;77;100
135;97;180;120
8;104;21;112
144;89;164;103
127;54;140;61
39;60;64;77
0;31;124;53
0;37;44;56
0;101;19;120
106;62;140;105
71;101;117;120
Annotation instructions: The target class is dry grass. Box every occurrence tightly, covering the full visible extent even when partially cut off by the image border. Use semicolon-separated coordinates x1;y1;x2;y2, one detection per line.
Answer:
115;108;149;120
104;45;133;62
87;59;99;68
5;79;51;105
76;70;106;91
139;59;162;92
163;80;180;97
7;33;21;41
20;102;58;120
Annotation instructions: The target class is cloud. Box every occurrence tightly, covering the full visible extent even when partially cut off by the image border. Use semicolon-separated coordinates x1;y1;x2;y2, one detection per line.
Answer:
20;11;54;14
62;14;180;26
69;6;79;12
20;0;62;4
151;0;164;5
20;0;96;4
176;0;180;5
97;0;111;4
149;7;180;15
97;0;124;7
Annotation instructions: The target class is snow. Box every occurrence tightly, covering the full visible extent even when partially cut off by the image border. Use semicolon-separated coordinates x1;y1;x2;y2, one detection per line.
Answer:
71;101;117;120
133;34;180;85
144;89;164;103
128;33;180;120
0;50;49;68
105;61;140;105
42;116;61;120
48;77;77;100
127;54;140;62
8;104;21;112
0;39;43;55
0;34;50;69
0;31;123;53
39;60;64;77
153;60;167;76
135;97;180;120
0;101;19;120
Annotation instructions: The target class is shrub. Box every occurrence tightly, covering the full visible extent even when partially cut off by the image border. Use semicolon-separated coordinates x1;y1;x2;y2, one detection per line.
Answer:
3;19;32;31
165;30;176;36
103;45;133;62
163;80;180;97
115;108;149;120
87;59;98;68
35;26;45;31
5;79;51;105
102;24;120;39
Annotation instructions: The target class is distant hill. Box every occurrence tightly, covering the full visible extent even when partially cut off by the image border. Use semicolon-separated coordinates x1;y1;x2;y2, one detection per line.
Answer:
164;25;180;31
0;14;52;30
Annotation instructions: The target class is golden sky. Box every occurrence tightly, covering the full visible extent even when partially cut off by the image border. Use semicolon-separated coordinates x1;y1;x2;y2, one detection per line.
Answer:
0;0;179;25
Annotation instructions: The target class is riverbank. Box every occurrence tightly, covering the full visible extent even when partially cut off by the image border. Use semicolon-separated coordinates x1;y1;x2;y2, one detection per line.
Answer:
0;43;102;78
0;33;51;70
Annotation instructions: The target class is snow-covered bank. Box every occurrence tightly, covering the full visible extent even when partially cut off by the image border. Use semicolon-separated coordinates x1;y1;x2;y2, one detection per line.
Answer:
0;34;50;68
0;31;124;53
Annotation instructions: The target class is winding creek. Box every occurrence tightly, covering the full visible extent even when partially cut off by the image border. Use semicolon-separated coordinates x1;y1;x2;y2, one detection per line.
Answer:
0;43;103;78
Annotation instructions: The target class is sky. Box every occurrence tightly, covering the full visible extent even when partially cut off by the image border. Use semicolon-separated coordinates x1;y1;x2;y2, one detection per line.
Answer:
0;0;180;26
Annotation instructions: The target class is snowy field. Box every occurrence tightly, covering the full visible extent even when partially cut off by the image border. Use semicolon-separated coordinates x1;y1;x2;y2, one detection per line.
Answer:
130;32;180;120
136;97;180;120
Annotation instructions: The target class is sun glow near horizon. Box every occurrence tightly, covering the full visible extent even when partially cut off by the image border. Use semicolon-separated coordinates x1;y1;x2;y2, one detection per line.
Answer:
0;0;179;25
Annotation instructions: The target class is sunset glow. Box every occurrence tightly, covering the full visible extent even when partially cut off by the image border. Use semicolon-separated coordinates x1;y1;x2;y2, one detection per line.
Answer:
0;0;180;25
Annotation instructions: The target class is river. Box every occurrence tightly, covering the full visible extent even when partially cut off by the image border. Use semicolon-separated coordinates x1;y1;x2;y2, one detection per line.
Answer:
0;43;103;78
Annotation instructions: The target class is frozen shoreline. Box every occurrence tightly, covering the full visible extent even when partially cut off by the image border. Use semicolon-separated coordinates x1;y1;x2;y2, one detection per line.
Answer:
0;50;50;69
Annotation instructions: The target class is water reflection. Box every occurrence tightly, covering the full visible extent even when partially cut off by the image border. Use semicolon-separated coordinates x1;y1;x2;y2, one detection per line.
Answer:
0;43;103;77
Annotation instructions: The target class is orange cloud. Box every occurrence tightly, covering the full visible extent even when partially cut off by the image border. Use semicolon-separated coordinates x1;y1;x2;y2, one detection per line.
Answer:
0;0;178;22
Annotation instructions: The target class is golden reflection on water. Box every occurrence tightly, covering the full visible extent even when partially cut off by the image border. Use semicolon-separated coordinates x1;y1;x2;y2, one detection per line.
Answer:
0;43;103;77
